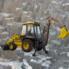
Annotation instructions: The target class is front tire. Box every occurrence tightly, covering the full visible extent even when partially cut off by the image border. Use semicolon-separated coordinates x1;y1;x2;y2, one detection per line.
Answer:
22;39;33;52
1;45;9;50
9;42;17;50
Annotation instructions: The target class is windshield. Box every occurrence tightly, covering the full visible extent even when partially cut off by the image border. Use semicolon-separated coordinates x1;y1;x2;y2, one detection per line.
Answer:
26;24;34;35
34;26;41;38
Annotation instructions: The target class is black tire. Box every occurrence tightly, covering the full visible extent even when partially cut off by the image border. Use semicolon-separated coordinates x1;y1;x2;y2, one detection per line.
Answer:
9;42;17;50
1;45;9;50
22;39;33;52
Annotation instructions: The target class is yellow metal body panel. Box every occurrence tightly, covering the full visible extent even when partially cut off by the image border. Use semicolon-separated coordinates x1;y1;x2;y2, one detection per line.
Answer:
6;34;22;48
58;26;69;39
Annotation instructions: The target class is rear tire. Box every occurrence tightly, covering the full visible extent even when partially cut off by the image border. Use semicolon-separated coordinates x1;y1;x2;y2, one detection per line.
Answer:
22;39;33;52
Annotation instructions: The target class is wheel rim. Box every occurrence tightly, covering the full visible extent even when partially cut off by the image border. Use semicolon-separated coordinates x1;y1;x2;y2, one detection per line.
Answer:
23;42;29;50
9;44;13;49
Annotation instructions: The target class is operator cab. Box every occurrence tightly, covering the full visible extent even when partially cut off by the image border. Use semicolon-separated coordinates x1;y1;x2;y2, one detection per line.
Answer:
21;21;41;39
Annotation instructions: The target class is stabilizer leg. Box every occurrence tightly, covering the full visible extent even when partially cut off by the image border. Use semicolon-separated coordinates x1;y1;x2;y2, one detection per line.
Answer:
33;48;37;56
43;47;48;54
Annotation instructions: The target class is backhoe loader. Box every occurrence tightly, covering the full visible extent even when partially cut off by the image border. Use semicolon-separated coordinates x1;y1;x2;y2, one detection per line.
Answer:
1;17;57;56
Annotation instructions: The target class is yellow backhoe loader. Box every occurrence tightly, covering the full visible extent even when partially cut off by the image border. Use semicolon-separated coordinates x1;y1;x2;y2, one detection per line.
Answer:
1;17;57;56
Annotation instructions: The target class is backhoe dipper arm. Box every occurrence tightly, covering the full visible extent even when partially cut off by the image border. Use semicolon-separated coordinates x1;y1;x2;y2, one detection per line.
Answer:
43;20;51;46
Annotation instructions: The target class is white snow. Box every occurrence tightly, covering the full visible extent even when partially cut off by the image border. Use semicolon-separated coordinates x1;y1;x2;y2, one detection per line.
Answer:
22;2;27;6
0;13;12;17
30;55;52;66
16;8;22;11
30;59;38;63
58;67;64;69
63;3;69;6
41;62;50;68
0;58;31;69
24;51;34;57
23;59;32;69
0;58;33;69
67;52;69;57
0;61;22;69
51;1;58;4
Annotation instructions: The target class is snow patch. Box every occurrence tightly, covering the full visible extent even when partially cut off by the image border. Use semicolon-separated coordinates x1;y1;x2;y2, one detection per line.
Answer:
0;61;22;69
67;52;69;57
58;67;64;69
63;3;69;6
23;59;32;69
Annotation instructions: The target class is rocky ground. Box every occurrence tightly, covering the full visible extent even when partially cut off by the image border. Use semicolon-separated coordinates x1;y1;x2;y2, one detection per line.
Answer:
0;44;69;69
0;13;69;69
0;0;69;69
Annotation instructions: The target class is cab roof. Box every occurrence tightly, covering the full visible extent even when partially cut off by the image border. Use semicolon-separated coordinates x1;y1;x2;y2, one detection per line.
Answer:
22;21;40;26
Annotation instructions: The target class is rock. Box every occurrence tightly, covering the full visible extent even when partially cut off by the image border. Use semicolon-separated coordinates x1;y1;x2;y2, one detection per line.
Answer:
0;65;11;69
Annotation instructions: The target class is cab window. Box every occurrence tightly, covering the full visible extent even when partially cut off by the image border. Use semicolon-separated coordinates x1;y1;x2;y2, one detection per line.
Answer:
27;24;34;35
34;26;41;38
37;26;41;35
21;25;26;35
